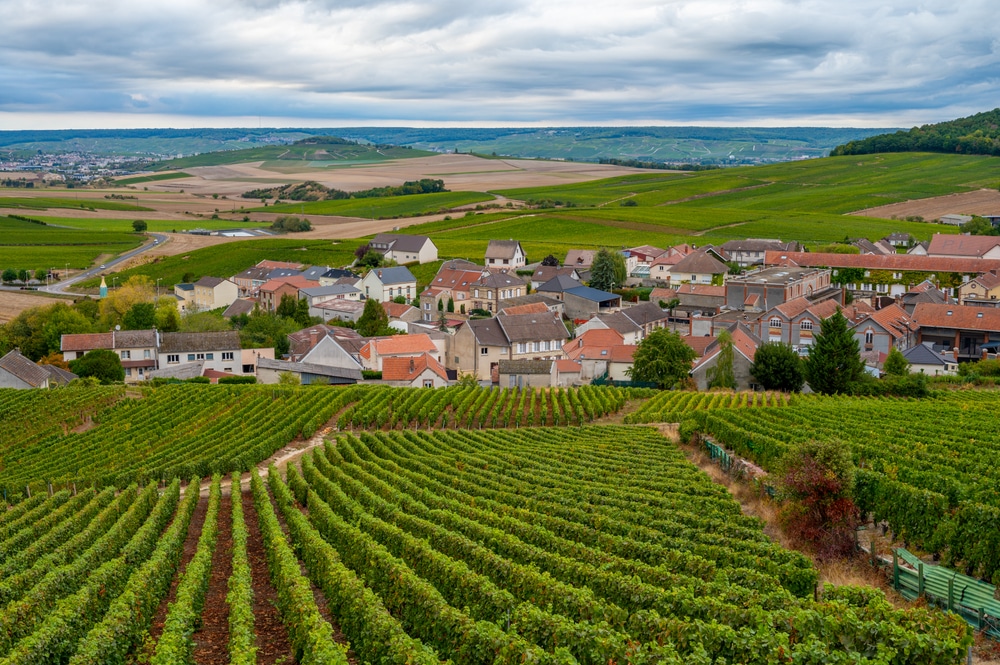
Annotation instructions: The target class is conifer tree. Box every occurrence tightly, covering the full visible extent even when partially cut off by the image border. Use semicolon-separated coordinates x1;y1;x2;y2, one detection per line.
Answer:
803;310;865;394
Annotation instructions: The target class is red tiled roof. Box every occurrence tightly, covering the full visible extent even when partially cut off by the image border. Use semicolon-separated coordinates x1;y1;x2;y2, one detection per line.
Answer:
61;332;113;352
967;270;1000;291
927;234;1000;258
563;329;626;360
764;251;1000;274
680;335;715;356
912;303;1000;331
259;276;319;292
865;303;918;340
371;333;438;356
383;302;417;318
555;359;582;373
607;345;637;363
501;302;549;316
382;353;448;382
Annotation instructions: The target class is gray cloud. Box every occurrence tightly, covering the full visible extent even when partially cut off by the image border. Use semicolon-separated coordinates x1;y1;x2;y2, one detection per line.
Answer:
0;0;998;128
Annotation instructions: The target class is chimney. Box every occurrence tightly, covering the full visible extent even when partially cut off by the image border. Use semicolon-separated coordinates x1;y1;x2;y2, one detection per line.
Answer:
983;347;989;360
953;347;959;361
310;329;318;348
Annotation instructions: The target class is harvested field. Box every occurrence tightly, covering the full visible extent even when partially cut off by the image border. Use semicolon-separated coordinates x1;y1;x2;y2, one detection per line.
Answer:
0;291;73;322
852;188;1000;220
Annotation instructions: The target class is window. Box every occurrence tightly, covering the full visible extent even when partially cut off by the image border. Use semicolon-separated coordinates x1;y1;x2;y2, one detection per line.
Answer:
423;379;434;388
474;289;479;298
517;343;526;354
503;259;509;265
242;364;254;373
800;320;813;331
533;342;541;352
188;354;196;362
424;302;431;310
222;352;234;361
144;350;151;359
168;354;180;364
769;318;782;328
124;368;132;377
542;341;550;351
481;347;489;355
206;353;214;360
864;330;874;345
121;350;131;359
691;275;697;281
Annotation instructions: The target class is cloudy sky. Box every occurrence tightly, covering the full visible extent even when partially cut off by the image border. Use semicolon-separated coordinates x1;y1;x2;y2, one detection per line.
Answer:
1;0;998;129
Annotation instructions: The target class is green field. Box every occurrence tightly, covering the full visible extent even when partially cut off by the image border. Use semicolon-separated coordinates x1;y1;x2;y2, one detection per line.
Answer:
35;216;269;234
256;191;496;218
0;217;144;270
0;196;152;212
152;140;434;170
75;238;356;289
114;172;191;186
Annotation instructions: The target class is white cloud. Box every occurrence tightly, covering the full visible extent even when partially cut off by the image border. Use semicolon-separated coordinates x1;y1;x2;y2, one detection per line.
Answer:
0;0;998;126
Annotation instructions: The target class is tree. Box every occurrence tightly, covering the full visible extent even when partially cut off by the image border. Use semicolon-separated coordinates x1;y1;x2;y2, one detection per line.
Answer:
99;275;155;328
750;342;804;392
357;299;388;337
540;254;559;267
590;248;626;291
155;300;181;332
70;348;125;384
707;329;737;390
276;293;299;320
239;308;296;356
278;371;300;385
802;310;866;394
132;220;148;232
122;302;156;330
179;311;232;333
883;346;911;376
17;269;29;283
627;329;697;389
34;268;47;282
1;268;15;283
778;438;859;559
447;297;455;313
960;215;998;236
295;296;313;326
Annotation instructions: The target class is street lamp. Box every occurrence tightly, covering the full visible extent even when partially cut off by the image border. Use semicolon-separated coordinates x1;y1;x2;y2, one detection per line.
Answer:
156;278;161;300
64;263;69;280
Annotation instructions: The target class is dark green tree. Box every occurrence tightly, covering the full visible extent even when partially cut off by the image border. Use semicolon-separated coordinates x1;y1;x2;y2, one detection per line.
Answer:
34;268;47;282
447;297;455;313
239;308;296;356
1;268;15;283
275;293;299;319
883;346;911;376
750;342;804;392
707;329;737;390
589;248;626;291
357;299;388;337
122;302;156;330
17;269;29;283
70;348;125;384
132;220;148;232
626;328;697;389
802;310;865;394
541;254;559;267
295;296;312;326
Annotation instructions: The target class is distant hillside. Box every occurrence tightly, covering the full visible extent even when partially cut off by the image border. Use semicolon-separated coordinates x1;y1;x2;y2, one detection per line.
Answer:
832;109;1000;157
149;136;432;170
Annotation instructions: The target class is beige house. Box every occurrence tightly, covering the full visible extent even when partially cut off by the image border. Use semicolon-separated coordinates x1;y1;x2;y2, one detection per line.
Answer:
485;240;526;271
61;330;158;383
498;360;554;388
369;233;438;264
959;270;1000;306
192;276;239;311
451;318;510;382
156;331;245;376
662;250;729;286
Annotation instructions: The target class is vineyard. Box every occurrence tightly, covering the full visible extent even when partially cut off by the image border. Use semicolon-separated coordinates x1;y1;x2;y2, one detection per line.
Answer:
0;425;973;664
0;384;639;500
624;389;793;424
684;390;1000;584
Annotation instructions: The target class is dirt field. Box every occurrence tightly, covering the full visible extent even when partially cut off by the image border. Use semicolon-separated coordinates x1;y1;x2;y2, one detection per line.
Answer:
852;188;1000;220
0;291;74;322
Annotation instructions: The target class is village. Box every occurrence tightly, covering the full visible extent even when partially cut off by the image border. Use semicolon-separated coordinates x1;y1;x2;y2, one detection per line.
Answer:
8;229;1000;391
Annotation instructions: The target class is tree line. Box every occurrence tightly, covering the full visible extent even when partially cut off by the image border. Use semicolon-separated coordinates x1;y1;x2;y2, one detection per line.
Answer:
242;178;447;202
831;108;1000;157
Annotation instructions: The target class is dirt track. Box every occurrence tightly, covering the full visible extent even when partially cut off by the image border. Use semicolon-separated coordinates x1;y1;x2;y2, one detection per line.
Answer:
852;188;1000;220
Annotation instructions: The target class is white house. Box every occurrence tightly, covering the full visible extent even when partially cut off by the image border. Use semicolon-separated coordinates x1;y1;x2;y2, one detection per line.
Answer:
360;266;418;303
157;331;246;376
485;240;526;271
368;234;438;264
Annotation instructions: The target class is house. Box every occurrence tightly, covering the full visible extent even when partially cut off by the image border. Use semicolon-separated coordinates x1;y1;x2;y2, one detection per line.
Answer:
359;333;440;371
318;268;359;287
536;274;584;301
649;245;696;281
383;301;421;323
498;310;570;362
0;349;62;389
574;311;642;345
565;250;597;270
188;276;240;312
470;270;525;313
314;299;366;324
485;240;526;271
660;250;729;286
497;293;564;317
222;298;257;319
498;360;554;388
299;284;363;318
256;358;361;385
884;233;914;249
562;286;621;321
61;330;158;383
368;233;438;264
900;281;949;315
851;304;919;355
927;234;1000;259
626;245;666;266
763;297;846;350
287;324;362;363
498;301;550;316
451;318;511;381
554;359;583;386
383;354;449;388
157;331;245;375
419;260;483;320
360;266;417;303
563;328;630;380
690;324;761;391
173;283;195;311
852;238;893;255
240;348;275;374
901;342;959;376
258;276;319;312
654;284;728;322
231;266;272;297
618;301;672;340
300;265;330;282
719;239;801;268
725;267;838;312
912;303;1000;360
959;270;1000;307
530;266;580;290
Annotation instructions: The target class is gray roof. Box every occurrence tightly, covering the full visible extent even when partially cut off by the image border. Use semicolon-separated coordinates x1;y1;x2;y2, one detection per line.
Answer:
234;266;271;280
194;276;226;288
267;268;301;280
258;357;362;382
300;284;362;298
901;342;951;366
223;299;257;318
367;266;416;285
621;301;670;326
498;359;552;375
43;364;78;385
485;240;523;260
175;283;194;291
321;268;358;280
498;293;563;310
0;350;50;387
473;271;524;288
468;318;510;347
565;285;619;303
370;233;432;253
149;361;205;380
594;311;642;334
537;274;582;293
300;266;329;281
159;331;242;354
497;311;569;344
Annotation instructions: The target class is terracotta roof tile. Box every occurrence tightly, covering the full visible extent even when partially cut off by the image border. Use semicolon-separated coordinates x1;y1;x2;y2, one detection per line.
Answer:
765;251;1000;274
371;333;438;356
912;303;1000;331
927;234;1000;258
382;353;448;382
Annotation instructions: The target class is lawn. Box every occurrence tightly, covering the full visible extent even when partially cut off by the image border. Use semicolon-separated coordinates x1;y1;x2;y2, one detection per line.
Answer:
0;217;144;270
256;191;496;218
35;216;270;233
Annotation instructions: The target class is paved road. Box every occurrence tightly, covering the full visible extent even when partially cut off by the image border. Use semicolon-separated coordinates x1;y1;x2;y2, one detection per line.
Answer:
39;232;169;297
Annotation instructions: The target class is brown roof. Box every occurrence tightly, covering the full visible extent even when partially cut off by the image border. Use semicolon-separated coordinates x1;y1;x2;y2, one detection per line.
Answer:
501;302;549;316
692;325;759;371
473;270;524;289
497;310;569;344
669;249;728;275
383;302;417;319
259;276;319;293
764;251;1000;275
287;324;361;360
865;304;918;340
61;329;157;352
531;266;579;282
370;233;432;253
382;353;448;382
927;234;1000;258
555;359;582;373
0;349;50;387
485;240;524;260
468;319;510;347
681;335;716;356
194;276;227;288
498;359;552;375
565;250;596;267
563;329;626;360
607;345;637;363
223;298;257;318
159;331;241;353
912;303;1000;331
967;270;1000;291
621;301;670;327
368;333;437;357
